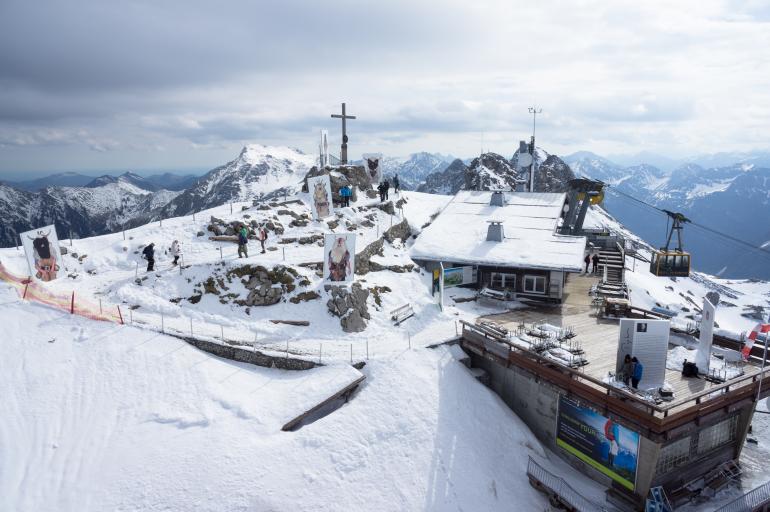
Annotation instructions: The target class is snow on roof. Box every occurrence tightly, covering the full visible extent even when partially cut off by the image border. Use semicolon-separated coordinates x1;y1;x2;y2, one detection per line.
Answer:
411;191;587;272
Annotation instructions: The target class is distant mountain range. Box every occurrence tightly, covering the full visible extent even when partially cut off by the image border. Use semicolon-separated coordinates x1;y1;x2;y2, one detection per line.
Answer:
564;151;770;279
4;171;199;192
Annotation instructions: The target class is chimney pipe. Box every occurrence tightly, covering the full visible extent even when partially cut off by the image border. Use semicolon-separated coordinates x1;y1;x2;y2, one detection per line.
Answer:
486;221;504;242
490;190;505;207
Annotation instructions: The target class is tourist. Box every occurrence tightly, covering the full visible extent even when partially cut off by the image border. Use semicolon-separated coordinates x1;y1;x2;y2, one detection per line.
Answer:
622;354;633;386
592;253;600;274
631;357;644;389
393;174;400;194
584;253;590;273
171;240;181;266
384;179;390;200
257;226;268;254
142;243;155;272
237;225;249;258
377;182;386;202
340;185;351;207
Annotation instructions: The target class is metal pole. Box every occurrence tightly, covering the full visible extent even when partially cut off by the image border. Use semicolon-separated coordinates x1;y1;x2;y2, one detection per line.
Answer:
161;313;164;333
366;338;369;360
99;299;102;315
135;262;138;278
319;343;322;364
350;343;353;364
219;245;223;260
408;331;411;349
220;325;224;340
282;247;285;261
756;333;769;403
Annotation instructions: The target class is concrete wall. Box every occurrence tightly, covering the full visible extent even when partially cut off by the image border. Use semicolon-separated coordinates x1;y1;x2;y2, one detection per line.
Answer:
174;334;317;371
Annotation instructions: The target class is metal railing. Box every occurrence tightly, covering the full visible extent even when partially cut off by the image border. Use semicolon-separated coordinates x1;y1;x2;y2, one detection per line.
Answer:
526;456;608;512
715;479;770;512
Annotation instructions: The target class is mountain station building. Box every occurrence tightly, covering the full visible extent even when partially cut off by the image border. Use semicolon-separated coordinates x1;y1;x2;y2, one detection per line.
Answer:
411;190;586;302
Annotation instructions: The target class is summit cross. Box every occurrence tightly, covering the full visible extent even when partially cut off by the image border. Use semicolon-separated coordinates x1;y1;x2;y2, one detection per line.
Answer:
330;102;356;164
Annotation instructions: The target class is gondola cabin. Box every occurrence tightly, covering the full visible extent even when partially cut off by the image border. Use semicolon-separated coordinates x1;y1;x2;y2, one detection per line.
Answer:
650;250;691;277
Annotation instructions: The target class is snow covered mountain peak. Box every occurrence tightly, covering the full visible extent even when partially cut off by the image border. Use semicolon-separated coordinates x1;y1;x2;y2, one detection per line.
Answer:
236;144;312;168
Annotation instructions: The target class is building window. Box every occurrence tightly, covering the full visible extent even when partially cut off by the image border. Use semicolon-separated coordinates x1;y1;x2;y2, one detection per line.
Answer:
491;272;516;290
656;436;691;474
523;275;546;294
697;416;738;455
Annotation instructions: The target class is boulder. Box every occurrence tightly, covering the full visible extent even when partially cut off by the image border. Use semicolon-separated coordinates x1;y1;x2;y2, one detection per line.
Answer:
302;165;372;204
384;218;411;243
326;283;370;332
355;238;384;275
376;201;396;215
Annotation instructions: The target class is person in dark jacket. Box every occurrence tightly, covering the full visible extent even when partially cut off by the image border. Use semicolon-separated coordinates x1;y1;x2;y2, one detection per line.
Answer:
592;253;600;274
237;225;249;258
393;174;400;193
383;179;390;200
584;253;591;273
142;243;155;271
377;182;385;202
631;357;643;389
621;354;633;386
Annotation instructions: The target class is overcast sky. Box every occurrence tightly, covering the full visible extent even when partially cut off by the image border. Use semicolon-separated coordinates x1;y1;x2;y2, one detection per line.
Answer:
1;0;769;178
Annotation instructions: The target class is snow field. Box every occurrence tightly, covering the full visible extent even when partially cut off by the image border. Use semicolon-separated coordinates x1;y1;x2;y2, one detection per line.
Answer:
0;293;552;511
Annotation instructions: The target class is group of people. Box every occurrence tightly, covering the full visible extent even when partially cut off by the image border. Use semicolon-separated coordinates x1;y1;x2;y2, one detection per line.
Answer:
621;354;644;389
142;240;182;272
238;224;268;258
584;252;600;274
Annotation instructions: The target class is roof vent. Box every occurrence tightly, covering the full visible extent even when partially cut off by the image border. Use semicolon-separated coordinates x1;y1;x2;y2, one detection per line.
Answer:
490;190;505;207
486;220;504;242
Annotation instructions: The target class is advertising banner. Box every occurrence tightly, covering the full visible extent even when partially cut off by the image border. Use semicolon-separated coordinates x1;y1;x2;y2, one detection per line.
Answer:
307;175;334;220
323;233;355;282
556;395;639;491
443;266;477;288
20;225;63;282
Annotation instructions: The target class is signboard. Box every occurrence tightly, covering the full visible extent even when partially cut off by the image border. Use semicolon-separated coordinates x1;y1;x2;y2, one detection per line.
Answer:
556;395;639;491
694;297;716;374
362;153;383;185
307;175;334;220
323;233;355;282
616;319;670;391
443;266;477;288
20;224;63;282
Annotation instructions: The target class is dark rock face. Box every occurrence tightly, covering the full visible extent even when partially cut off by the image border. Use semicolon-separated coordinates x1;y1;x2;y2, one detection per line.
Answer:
464;153;519;191
511;150;575;192
383;219;411;243
354;238;385;275
326;283;370;332
417;159;468;194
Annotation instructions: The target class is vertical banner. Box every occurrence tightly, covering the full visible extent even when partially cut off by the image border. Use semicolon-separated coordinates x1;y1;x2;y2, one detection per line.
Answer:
320;130;329;167
556;395;639;491
307;175;334;220
20;225;63;282
695;297;716;374
616;319;670;390
362;153;383;185
323;233;355;282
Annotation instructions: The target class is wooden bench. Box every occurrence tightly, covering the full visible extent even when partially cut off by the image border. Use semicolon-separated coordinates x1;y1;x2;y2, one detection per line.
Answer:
391;303;414;326
479;287;508;302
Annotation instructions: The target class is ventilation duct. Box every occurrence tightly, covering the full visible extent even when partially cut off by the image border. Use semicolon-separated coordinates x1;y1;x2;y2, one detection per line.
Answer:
490;190;505;207
486;220;504;242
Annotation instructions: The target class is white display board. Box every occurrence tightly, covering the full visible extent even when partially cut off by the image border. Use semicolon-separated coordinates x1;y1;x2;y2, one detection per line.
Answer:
307;175;334;220
323;233;355;282
616;319;670;391
362;153;383;185
320;130;329;167
20;224;64;282
695;298;716;374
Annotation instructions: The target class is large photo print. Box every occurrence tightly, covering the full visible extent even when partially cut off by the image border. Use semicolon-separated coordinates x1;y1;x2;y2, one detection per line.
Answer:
362;153;383;185
323;234;356;282
556;395;639;491
20;225;63;282
307;175;334;220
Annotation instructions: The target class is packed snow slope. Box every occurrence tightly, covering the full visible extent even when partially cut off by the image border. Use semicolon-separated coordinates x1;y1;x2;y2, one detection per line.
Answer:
0;286;550;511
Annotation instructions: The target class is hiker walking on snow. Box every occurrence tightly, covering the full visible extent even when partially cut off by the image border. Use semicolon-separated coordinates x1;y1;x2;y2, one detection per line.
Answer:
384;179;390;200
584;253;590;273
377;182;386;202
237;225;249;258
393;174;400;194
142;243;155;272
171;240;181;266
592;253;600;274
257;226;268;254
339;185;351;207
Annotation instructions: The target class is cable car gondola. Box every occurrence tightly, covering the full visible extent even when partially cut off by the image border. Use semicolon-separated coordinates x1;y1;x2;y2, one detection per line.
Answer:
650;210;691;277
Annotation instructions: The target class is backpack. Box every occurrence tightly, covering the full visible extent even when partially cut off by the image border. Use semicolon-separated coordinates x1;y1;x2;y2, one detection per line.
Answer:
238;232;248;244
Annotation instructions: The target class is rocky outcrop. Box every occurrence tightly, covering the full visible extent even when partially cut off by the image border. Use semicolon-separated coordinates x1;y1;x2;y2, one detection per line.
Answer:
354;238;385;275
465;153;519;191
303;165;373;204
417;158;468;194
511;150;575;192
326;283;370;332
383;218;411;243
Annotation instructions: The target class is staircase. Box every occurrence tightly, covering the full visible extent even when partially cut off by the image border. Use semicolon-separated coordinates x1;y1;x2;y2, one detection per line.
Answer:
599;245;625;285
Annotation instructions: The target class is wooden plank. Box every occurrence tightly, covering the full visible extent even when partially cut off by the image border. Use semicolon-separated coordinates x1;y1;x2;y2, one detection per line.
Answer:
281;375;365;431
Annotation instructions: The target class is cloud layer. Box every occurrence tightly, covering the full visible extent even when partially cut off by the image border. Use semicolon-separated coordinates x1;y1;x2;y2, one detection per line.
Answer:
1;0;769;175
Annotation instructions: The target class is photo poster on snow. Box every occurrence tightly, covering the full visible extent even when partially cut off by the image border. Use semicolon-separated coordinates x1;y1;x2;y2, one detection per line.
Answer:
443;266;477;288
362;153;383;185
307;175;334;221
20;224;64;282
556;395;639;491
323;233;355;282
695;297;717;374
616;319;670;391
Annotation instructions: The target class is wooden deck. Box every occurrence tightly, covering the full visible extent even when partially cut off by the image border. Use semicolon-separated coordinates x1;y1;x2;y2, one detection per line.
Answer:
481;274;760;411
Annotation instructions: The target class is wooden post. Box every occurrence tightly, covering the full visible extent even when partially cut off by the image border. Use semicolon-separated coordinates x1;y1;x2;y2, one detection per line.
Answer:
161;313;164;333
319;343;322;364
190;318;193;337
135;262;138;278
99;298;103;315
220;325;224;340
22;281;29;300
193;212;196;222
408;331;411;349
286;340;289;361
70;291;75;314
366;338;369;360
350;343;353;364
230;203;233;214
282;247;285;261
159;218;162;227
69;230;73;247
219;245;223;260
117;305;124;324
129;308;133;324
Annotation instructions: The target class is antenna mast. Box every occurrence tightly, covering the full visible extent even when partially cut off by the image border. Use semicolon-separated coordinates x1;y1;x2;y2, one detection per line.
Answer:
528;106;542;192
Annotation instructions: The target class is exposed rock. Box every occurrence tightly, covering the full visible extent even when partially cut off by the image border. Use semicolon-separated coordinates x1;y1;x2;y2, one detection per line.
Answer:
377;201;396;215
207;224;223;235
417;158;468;194
384;218;411;243
290;218;309;228
302;165;372;204
196;231;205;237
355;238;384;275
290;291;321;304
326;283;370;332
60;246;68;255
465;153;519;191
327;219;339;230
366;189;379;199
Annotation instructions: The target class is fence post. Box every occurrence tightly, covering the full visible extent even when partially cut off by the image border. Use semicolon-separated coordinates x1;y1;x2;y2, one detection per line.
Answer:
230;202;233;214
350;343;353;364
220;325;224;341
286;340;289;361
22;280;29;300
161;313;164;333
408;331;411;349
129;308;133;324
319;343;322;364
99;299;103;315
190;318;193;337
219;245;223;260
193;212;196;222
70;291;75;314
135;262;138;278
282;247;285;261
123;228;126;241
117;305;124;325
366;338;369;360
159;218;163;227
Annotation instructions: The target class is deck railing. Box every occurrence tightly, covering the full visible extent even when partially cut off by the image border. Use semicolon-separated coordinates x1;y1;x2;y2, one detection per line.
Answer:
526;456;608;511
714;479;770;512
